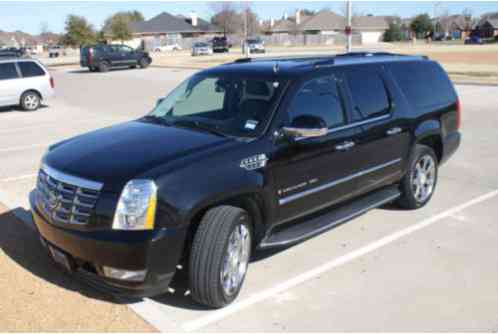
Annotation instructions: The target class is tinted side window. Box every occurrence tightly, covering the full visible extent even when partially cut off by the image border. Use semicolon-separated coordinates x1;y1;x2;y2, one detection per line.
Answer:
288;76;345;128
18;62;45;77
0;63;19;80
346;69;390;119
389;61;456;108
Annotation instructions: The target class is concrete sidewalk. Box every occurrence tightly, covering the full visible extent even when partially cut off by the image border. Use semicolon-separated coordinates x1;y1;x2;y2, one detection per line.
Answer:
0;202;154;332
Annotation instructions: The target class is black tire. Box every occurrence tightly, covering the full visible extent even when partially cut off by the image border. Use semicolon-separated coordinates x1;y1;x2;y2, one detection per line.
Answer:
139;57;150;69
189;206;252;308
397;144;438;209
130;64;137;69
20;91;41;111
98;61;110;72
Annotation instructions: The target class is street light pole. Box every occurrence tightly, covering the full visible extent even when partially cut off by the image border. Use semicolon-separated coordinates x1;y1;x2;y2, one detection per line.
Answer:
346;0;352;53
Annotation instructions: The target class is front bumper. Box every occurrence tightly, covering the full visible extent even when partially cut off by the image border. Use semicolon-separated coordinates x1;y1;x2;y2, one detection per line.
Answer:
30;191;187;298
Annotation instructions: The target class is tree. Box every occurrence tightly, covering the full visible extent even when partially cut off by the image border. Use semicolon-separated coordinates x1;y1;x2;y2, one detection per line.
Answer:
210;2;240;35
410;14;433;38
301;9;316;16
462;8;474;31
60;15;96;47
384;21;403;42
103;11;144;42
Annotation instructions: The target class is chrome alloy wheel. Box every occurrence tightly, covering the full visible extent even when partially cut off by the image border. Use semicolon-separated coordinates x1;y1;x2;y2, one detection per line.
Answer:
24;94;39;110
411;154;436;203
220;223;251;296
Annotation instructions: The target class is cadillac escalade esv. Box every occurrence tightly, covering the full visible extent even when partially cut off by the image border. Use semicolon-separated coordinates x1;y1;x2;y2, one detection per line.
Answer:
31;52;461;308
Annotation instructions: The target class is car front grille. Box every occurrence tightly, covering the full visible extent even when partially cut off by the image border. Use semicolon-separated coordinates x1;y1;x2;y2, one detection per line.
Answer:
36;165;103;225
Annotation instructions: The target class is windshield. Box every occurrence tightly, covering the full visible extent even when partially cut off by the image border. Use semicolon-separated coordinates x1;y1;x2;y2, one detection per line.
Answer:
148;74;285;138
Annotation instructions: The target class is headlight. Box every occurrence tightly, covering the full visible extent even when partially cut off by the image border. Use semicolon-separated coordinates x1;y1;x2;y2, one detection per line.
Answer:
112;179;157;230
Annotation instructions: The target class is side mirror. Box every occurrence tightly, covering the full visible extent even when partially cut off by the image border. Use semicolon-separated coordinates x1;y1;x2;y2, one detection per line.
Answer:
156;98;164;107
282;115;328;140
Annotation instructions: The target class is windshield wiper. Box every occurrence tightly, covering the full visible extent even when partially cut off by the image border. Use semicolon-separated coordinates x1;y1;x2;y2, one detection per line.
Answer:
172;119;227;137
141;115;171;126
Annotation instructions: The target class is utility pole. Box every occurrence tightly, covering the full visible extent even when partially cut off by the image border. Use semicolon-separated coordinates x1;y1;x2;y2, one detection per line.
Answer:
346;0;352;52
243;5;249;57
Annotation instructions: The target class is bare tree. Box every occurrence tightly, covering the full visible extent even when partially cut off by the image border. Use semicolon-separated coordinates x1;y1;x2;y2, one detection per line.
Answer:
210;2;240;35
462;8;474;31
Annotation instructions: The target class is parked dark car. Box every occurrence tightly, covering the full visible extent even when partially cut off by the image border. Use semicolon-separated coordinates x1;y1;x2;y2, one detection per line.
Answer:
80;44;152;72
464;35;483;44
212;36;230;53
31;52;460;308
0;48;26;58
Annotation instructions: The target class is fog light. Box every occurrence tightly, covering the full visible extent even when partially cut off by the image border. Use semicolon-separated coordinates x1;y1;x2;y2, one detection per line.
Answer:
102;266;147;282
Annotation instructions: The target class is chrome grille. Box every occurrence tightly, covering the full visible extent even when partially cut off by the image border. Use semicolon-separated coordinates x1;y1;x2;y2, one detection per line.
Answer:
36;165;102;225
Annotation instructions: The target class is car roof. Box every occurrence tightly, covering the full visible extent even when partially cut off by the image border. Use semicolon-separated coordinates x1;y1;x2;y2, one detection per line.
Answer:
0;58;44;65
201;52;430;80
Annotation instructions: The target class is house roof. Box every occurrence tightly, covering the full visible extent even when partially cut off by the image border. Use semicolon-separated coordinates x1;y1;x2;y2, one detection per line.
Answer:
131;12;221;34
299;10;346;31
266;11;389;33
352;15;389;30
484;18;498;28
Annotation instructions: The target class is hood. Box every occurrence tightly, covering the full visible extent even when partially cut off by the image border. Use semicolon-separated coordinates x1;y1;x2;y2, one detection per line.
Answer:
45;120;232;192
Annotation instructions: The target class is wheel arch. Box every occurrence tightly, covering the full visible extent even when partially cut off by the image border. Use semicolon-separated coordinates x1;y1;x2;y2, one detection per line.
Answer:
184;191;269;259
414;119;443;162
20;89;42;102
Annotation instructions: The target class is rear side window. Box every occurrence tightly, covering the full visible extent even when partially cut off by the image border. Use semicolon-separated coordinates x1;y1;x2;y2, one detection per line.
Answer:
288;76;345;128
18;61;45;77
389;61;456;108
0;63;19;80
345;69;390;119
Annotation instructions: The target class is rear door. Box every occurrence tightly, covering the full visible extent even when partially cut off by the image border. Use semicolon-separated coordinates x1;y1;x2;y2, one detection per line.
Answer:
0;62;22;107
342;64;411;195
272;73;363;223
107;45;122;65
17;61;50;97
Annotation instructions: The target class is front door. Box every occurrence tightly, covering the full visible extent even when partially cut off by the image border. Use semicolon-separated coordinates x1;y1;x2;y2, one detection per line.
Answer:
271;74;363;223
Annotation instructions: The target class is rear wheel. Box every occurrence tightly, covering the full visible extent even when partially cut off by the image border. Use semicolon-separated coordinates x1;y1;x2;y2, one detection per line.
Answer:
20;91;40;111
189;206;252;308
397;144;438;209
98;61;110;72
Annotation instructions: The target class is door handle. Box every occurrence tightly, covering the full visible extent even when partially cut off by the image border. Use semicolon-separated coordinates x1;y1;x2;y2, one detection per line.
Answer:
335;141;355;151
386;127;402;136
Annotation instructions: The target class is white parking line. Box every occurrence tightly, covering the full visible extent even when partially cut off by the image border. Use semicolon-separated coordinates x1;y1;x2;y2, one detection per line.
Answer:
180;189;498;332
0;173;37;183
0;143;48;153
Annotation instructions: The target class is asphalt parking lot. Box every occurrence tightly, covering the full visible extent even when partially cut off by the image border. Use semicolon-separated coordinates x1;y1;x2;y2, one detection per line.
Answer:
1;66;498;332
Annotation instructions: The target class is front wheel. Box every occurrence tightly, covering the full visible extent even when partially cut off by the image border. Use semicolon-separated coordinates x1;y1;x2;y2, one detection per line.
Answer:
189;206;252;308
139;57;150;69
397;144;438;209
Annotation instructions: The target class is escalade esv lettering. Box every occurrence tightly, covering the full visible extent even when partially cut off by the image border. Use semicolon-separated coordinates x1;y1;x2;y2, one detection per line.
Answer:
30;53;461;308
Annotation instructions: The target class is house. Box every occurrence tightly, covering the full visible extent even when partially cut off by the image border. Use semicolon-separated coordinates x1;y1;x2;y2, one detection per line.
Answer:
263;10;389;44
434;15;473;39
479;19;498;38
128;11;222;50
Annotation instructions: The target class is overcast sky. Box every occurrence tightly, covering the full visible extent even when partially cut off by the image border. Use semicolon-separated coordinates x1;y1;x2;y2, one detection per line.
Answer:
1;1;497;35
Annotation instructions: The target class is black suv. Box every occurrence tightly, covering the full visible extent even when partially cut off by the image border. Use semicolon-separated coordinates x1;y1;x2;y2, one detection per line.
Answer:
31;52;460;308
80;44;152;72
212;36;230;53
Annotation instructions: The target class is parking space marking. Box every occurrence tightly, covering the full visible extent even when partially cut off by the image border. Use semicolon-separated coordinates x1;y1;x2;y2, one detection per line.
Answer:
128;299;181;332
0;173;37;183
0;143;48;154
181;189;498;332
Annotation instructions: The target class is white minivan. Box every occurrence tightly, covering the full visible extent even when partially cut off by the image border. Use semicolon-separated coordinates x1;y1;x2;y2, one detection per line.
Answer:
0;58;54;111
